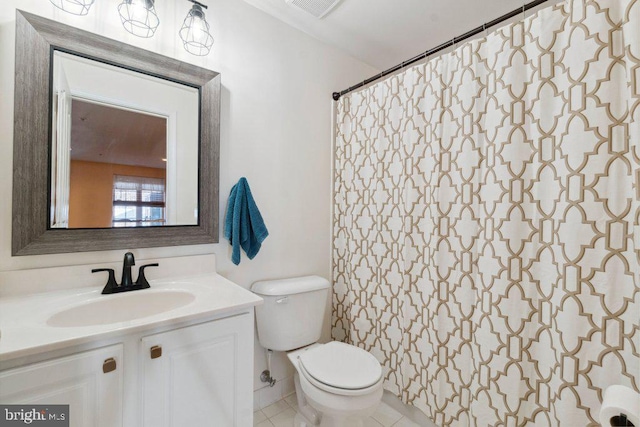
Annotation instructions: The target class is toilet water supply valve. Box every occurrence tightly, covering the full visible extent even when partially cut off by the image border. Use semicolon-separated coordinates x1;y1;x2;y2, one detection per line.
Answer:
261;349;276;387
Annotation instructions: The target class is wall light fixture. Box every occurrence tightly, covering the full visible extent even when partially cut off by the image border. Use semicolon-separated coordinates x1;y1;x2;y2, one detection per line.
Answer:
179;0;215;56
117;0;160;38
48;0;215;56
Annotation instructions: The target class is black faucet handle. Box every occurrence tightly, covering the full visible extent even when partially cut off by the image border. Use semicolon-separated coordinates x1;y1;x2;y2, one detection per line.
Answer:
136;263;159;289
92;268;120;294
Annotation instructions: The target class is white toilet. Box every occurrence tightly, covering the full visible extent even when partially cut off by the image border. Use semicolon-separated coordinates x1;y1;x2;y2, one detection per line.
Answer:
252;276;384;427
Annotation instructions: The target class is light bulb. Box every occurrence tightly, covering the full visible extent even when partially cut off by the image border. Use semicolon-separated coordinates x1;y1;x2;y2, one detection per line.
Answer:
190;17;208;45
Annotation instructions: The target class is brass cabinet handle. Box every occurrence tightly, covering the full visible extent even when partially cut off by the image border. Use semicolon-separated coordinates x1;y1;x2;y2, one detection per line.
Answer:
103;358;117;373
150;345;162;359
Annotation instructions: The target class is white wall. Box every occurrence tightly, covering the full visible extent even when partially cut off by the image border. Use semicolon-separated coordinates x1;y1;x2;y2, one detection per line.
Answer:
0;0;377;395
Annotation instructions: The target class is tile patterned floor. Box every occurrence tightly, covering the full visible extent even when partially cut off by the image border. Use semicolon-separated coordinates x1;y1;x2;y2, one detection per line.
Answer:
254;393;421;427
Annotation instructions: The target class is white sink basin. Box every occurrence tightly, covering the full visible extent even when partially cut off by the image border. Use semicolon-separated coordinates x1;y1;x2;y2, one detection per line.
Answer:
47;290;196;327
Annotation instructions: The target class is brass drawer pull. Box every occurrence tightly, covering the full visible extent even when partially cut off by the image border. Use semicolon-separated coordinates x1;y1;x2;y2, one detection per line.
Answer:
103;358;117;374
150;345;162;359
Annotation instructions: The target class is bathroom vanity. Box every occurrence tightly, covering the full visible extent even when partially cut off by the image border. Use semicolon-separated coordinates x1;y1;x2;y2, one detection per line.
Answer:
0;273;262;427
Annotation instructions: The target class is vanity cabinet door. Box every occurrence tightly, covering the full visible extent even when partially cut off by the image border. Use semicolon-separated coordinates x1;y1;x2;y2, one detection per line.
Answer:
0;344;124;427
140;313;253;427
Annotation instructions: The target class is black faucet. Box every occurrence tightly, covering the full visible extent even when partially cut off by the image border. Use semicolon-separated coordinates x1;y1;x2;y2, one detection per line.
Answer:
92;252;159;294
121;252;135;287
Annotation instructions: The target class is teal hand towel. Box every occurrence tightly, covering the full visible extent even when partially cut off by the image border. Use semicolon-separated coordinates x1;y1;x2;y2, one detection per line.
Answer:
224;177;269;265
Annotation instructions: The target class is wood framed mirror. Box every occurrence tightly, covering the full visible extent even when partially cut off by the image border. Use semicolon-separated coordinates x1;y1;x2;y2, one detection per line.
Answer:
12;10;220;255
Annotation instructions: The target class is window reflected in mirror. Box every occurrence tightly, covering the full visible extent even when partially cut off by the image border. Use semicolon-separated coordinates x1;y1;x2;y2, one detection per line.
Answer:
112;175;166;227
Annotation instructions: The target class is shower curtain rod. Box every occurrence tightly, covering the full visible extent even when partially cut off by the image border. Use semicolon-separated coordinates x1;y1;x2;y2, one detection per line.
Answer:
332;0;551;101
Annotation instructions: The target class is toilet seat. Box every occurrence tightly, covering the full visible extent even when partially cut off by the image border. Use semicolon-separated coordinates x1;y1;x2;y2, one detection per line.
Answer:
297;342;383;396
298;360;384;397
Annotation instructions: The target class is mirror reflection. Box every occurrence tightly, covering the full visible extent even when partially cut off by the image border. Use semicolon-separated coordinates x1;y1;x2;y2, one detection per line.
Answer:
70;100;167;228
50;51;199;229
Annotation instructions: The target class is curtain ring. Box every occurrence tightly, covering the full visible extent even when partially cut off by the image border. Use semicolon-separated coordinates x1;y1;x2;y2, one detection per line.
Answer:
423;50;432;69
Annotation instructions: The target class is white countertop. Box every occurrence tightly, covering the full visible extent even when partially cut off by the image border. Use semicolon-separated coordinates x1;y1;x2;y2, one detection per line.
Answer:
0;273;263;362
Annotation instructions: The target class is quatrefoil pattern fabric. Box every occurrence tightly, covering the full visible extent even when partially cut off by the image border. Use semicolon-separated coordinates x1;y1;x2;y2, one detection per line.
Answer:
332;1;639;425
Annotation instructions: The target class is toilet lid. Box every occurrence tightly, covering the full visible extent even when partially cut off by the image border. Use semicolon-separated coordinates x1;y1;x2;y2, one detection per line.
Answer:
299;342;382;390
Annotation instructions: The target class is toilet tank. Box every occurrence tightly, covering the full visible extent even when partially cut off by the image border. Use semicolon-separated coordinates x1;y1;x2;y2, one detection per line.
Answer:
251;276;330;351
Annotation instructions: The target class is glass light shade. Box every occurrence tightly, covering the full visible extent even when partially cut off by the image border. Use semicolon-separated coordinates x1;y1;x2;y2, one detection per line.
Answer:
49;0;95;16
117;0;160;38
179;5;214;56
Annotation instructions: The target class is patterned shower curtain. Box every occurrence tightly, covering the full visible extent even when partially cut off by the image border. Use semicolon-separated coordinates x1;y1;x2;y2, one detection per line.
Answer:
332;0;639;425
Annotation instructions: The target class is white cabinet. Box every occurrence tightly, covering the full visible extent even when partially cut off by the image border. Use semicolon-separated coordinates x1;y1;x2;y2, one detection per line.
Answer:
0;313;254;427
0;344;124;427
140;314;253;427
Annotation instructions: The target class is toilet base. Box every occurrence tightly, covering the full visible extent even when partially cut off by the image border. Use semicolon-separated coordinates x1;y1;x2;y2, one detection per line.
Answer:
293;411;314;427
293;372;322;425
292;371;382;427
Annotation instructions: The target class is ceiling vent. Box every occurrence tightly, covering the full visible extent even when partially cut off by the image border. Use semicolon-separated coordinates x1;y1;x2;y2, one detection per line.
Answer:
285;0;343;18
